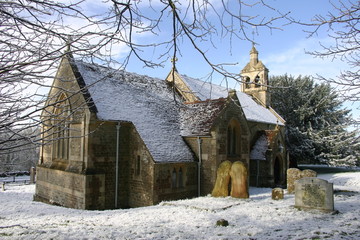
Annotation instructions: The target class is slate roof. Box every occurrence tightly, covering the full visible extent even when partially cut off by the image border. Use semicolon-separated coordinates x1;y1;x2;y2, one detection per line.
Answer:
180;98;228;136
74;60;194;163
180;74;283;125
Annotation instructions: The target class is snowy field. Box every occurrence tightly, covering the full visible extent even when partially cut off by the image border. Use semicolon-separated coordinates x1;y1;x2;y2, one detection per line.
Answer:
1;172;359;240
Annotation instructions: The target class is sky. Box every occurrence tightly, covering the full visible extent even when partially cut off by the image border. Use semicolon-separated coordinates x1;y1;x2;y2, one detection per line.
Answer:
113;0;358;122
63;0;358;122
121;0;347;80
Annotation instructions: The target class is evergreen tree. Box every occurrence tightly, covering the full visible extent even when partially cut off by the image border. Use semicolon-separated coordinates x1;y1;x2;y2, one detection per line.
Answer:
270;74;359;166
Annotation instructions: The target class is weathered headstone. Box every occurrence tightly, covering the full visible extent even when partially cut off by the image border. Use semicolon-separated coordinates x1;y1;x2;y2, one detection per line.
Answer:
287;168;302;194
294;177;334;212
230;161;249;199
212;160;232;197
287;168;317;194
272;188;284;200
301;169;317;178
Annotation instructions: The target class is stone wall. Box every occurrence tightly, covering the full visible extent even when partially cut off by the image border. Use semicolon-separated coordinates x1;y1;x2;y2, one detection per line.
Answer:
34;166;105;209
154;162;198;203
127;125;155;207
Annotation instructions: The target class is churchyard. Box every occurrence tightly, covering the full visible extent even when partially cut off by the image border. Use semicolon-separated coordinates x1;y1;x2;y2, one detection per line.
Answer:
1;171;359;239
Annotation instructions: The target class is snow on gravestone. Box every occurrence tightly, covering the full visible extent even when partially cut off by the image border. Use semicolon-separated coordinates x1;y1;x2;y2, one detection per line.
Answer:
294;177;334;212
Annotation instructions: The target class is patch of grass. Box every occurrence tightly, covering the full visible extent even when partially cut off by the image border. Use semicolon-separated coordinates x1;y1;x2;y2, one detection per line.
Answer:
0;232;13;237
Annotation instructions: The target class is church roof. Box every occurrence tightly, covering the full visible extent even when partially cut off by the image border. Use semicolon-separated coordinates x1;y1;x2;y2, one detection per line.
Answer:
74;60;194;163
180;98;228;136
180;74;283;125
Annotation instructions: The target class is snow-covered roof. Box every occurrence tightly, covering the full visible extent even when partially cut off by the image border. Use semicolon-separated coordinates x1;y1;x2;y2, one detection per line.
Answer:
75;61;194;163
180;99;227;136
180;74;283;125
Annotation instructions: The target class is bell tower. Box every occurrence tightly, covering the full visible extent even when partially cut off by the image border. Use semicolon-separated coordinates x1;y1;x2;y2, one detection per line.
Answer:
241;45;270;107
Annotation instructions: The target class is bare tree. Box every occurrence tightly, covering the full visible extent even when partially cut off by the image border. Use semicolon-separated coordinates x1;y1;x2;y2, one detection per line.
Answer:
0;0;289;155
302;0;359;123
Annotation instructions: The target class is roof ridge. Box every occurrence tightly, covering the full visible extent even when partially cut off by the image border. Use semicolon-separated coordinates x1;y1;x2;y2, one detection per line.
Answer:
184;98;227;105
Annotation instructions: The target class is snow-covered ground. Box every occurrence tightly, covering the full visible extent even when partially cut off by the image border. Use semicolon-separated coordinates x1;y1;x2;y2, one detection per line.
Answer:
1;172;359;240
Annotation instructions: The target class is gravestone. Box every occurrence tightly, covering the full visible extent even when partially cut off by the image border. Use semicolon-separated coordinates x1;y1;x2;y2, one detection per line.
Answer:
287;168;302;194
301;169;317;178
272;188;284;200
294;177;334;212
287;168;317;194
211;160;232;197
230;161;249;199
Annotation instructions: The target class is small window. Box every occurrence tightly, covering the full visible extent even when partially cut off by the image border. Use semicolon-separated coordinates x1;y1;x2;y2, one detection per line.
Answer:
172;168;177;188
245;77;251;89
254;75;260;88
136;156;141;175
178;168;183;188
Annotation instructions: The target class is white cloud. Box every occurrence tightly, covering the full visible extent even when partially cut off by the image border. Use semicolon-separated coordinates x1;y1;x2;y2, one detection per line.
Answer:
263;37;349;79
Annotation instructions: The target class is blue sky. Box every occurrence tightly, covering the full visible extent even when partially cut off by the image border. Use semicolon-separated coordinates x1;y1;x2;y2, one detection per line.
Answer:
121;1;347;80
75;0;357;122
114;0;357;121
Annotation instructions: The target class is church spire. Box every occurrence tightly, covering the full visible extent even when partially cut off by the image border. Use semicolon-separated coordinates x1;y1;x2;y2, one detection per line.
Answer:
240;45;270;107
250;44;259;65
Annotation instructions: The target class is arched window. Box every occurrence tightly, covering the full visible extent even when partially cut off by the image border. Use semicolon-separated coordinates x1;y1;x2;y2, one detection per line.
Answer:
254;75;261;88
227;119;240;156
53;93;71;160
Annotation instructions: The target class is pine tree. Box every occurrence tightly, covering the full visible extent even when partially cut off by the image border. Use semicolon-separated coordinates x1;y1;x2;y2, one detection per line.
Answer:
270;74;359;166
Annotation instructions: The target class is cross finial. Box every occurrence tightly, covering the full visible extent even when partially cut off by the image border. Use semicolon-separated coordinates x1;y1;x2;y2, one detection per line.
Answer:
251;27;256;46
66;35;73;52
171;57;178;71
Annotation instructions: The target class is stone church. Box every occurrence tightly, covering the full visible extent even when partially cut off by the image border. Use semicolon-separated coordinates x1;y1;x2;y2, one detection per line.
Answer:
34;46;287;210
